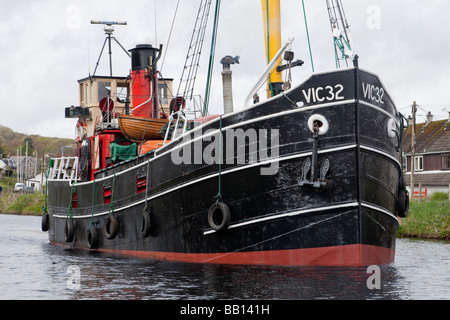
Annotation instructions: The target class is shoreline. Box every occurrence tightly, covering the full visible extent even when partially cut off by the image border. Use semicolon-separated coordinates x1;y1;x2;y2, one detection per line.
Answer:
0;191;44;216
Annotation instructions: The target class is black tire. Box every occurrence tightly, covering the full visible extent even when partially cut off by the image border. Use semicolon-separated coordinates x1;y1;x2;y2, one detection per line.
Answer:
64;219;74;243
41;212;49;232
397;190;410;218
103;216;119;240
87;227;98;249
141;207;152;238
208;202;231;232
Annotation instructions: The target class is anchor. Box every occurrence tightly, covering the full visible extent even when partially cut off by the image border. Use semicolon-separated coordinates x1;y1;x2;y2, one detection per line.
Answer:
298;120;331;190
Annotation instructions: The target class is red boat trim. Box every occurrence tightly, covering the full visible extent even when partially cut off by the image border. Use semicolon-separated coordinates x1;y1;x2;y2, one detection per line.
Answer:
92;244;394;266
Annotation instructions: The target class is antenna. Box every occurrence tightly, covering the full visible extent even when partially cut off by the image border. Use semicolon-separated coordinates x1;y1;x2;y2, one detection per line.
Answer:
90;20;131;76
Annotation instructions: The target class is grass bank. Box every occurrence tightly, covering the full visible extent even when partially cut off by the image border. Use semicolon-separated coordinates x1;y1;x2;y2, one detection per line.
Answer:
397;197;450;241
0;191;44;215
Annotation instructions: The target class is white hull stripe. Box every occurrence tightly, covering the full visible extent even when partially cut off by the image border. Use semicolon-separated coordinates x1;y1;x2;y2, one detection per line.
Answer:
52;144;357;219
204;201;399;235
53;144;399;222
361;201;399;222
360;145;401;167
54;200;398;231
55;98;397;187
359;100;399;125
204;202;360;235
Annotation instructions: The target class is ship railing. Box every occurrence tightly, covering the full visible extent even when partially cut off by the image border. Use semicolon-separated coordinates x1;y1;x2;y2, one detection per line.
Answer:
96;117;120;131
188;95;205;120
164;109;188;144
163;96;205;144
49;157;79;182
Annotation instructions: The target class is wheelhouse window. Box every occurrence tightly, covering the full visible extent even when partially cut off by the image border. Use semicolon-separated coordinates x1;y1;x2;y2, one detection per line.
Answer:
116;81;130;104
98;82;111;102
158;83;168;105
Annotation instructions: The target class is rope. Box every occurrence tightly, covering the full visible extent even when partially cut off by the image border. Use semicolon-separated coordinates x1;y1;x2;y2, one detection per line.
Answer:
108;174;116;216
203;0;221;116
301;0;315;72
333;42;339;69
144;160;150;211
66;181;76;219
397;112;409;190
281;91;296;106
88;180;95;230
214;115;223;203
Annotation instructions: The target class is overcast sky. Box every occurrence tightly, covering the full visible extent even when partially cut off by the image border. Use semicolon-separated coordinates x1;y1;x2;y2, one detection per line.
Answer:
1;0;450;139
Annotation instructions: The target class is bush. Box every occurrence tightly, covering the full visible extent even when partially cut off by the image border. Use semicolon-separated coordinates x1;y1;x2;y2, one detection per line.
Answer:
397;200;450;240
431;192;449;201
1;192;45;215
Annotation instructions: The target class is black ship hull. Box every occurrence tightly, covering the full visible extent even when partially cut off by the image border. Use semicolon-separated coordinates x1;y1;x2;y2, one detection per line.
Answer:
46;68;401;266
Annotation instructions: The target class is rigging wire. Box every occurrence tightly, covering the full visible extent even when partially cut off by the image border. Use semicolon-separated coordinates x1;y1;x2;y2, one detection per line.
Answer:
301;0;315;72
203;0;221;116
160;0;180;72
176;0;213;101
154;0;158;47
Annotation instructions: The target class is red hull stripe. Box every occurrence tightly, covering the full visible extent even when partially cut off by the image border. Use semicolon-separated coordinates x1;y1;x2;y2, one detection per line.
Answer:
92;244;394;266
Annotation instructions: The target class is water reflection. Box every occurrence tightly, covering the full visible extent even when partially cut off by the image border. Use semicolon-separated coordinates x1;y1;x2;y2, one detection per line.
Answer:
1;215;448;300
43;243;408;300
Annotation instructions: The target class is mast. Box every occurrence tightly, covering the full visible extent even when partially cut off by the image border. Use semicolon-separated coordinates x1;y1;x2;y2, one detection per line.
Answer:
261;0;283;98
326;0;356;68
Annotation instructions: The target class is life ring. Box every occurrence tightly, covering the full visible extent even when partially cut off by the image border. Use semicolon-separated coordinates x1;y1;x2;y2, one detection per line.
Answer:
208;202;231;232
103;216;119;240
397;189;409;218
387;118;397;138
87;227;98;249
64;219;74;243
307;114;329;135
141;207;152;238
75;120;87;143
41;212;49;232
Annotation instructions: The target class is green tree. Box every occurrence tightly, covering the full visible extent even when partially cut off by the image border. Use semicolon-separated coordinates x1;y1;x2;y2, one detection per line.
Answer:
21;137;35;156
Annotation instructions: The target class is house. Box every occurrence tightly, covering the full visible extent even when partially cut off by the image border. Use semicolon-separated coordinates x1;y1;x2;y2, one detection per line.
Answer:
403;112;450;195
9;156;39;180
26;172;48;192
0;158;16;177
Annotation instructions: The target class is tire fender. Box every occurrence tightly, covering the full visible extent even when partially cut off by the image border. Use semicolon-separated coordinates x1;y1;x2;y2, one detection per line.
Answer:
103;216;119;240
41;212;49;232
64;219;74;243
141;207;152;238
87;227;98;249
397;190;410;218
208;202;231;231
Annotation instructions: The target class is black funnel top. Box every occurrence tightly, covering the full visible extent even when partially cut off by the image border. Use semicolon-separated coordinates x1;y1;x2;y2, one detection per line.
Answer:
129;44;160;71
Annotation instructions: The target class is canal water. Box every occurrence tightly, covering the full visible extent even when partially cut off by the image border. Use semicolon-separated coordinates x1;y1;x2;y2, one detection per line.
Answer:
0;214;448;301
